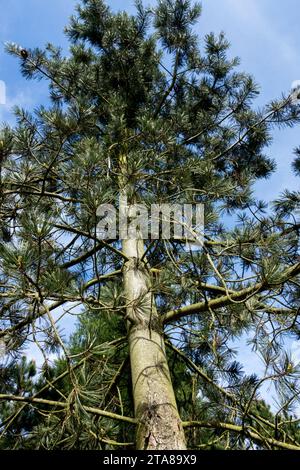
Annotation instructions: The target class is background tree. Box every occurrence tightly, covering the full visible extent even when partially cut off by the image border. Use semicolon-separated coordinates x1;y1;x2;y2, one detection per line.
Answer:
0;0;300;449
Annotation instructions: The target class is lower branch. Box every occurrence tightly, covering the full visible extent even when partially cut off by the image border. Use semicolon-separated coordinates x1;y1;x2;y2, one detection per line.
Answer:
182;420;300;451
0;394;136;425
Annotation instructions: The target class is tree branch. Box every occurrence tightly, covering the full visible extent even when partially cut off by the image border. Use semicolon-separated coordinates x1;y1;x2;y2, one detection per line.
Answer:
166;341;299;444
54;224;129;261
0;337;127;430
0;394;136;425
163;262;300;323
182;420;300;451
0;300;66;339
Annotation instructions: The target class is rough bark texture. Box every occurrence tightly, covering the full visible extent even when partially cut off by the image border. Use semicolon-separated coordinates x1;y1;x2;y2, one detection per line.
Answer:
122;237;187;450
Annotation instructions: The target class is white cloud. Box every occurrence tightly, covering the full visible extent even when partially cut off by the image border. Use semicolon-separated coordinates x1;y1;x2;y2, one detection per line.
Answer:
0;89;35;124
0;80;6;105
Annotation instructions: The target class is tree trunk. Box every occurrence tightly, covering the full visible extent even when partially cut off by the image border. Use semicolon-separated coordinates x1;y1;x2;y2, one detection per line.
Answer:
122;237;187;450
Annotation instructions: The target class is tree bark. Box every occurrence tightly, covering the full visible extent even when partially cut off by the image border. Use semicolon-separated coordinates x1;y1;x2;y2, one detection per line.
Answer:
122;235;186;450
118;146;186;450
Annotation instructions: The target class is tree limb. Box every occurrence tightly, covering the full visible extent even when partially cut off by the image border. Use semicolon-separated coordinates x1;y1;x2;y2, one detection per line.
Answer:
182;420;300;451
163;262;300;323
0;394;136;425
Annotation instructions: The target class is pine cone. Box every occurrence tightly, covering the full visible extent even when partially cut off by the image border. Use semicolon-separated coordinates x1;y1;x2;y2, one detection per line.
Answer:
20;49;28;60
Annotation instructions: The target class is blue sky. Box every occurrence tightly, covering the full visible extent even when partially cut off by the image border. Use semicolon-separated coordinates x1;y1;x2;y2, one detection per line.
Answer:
0;1;299;407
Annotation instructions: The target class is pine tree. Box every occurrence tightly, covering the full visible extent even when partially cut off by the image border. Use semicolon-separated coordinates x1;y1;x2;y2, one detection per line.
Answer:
0;0;300;450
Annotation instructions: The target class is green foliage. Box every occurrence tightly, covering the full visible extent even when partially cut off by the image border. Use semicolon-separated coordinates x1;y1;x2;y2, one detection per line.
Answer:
0;0;300;450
